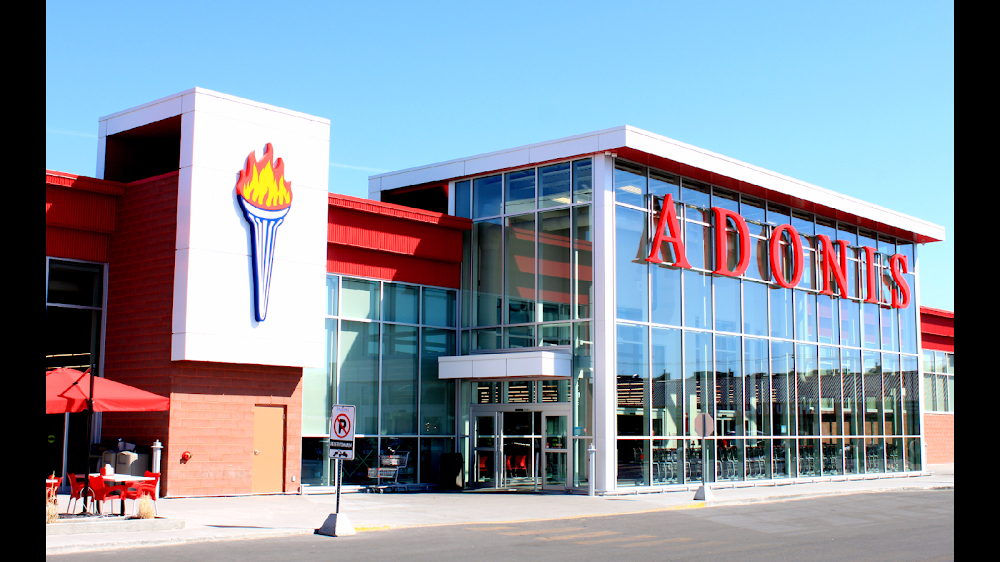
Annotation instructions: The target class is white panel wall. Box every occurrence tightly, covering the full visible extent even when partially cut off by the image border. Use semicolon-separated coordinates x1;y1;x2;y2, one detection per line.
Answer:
99;88;330;368
592;153;617;492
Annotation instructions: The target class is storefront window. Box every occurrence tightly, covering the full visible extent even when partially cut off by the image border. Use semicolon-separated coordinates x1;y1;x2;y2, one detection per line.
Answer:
770;286;794;340
473;219;503;326
342;278;379;320
538;162;571;209
421;329;456;435
771;341;794;436
474;174;502;219
383;282;419;324
684;331;713;437
505;169;536;215
794;290;817;342
573;205;593;319
616;206;648;322
651;327;682;437
714;276;741;334
539;209;572;321
651;264;681;327
616;322;649;436
796;344;819;436
743;280;768;337
422;288;456;328
340;321;380;435
684;271;712;329
381;324;418;435
505;214;536;324
573;159;592;204
614;160;646;207
744;338;770;437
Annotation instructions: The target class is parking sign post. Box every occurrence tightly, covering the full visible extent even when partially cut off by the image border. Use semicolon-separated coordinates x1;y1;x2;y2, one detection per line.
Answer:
329;405;356;514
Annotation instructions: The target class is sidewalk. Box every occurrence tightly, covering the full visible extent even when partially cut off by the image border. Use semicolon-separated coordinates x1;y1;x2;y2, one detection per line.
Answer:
46;464;953;555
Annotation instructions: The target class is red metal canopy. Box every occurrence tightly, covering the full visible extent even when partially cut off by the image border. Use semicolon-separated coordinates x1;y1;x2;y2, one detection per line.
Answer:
45;367;170;414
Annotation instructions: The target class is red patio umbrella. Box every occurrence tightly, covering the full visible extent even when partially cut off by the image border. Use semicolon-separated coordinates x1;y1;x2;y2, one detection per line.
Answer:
46;367;169;515
46;368;170;413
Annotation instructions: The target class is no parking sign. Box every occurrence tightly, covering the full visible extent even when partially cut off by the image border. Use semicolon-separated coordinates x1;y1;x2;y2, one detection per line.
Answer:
329;405;355;460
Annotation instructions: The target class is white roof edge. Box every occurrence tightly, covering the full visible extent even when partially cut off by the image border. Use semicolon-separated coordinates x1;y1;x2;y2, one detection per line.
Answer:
98;87;330;125
369;125;945;242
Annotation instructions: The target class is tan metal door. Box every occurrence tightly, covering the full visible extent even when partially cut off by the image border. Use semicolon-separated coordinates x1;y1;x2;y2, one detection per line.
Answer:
252;405;285;493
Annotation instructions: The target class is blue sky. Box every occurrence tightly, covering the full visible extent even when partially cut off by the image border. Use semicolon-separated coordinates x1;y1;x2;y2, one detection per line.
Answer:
46;1;953;311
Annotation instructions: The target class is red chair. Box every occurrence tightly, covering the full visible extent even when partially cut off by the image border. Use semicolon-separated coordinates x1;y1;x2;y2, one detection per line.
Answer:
516;455;527;477
125;471;160;517
85;475;128;517
66;474;87;514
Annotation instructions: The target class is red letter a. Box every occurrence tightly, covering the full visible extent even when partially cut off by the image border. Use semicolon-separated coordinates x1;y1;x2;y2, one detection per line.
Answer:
645;193;691;269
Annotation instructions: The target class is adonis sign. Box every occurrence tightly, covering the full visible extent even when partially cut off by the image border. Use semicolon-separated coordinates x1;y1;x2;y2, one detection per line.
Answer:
645;194;912;309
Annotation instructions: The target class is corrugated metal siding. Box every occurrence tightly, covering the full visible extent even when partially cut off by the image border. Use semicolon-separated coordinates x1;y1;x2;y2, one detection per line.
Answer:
46;185;118;233
328;206;464;263
328;244;463;289
45;225;110;262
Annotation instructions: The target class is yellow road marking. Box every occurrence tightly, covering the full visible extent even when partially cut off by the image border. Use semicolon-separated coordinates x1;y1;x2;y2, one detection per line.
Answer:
576;535;656;544
499;526;584;536
467;526;515;531
538;531;619;541
621;537;693;547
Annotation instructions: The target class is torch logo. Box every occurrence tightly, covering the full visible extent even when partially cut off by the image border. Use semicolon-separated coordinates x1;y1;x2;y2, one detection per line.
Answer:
236;143;292;322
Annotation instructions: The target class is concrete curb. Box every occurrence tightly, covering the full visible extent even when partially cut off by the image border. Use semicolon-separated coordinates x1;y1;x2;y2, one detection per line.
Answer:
705;485;955;507
47;528;314;555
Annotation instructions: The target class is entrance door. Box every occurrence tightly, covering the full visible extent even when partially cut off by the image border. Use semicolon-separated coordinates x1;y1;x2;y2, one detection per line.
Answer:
252;405;285;493
470;404;570;490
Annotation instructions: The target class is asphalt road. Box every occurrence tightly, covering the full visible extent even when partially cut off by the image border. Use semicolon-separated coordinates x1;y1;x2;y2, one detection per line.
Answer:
51;490;954;562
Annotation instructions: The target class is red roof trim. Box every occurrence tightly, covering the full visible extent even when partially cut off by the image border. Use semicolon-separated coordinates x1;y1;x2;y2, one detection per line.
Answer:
920;306;954;319
46;170;126;196
329;193;472;230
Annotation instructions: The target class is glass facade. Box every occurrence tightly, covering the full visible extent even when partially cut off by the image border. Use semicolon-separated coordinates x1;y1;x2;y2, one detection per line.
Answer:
301;275;458;487
612;158;923;487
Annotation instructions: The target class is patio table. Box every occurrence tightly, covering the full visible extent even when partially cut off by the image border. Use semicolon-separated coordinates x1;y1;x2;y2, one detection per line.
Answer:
89;473;156;517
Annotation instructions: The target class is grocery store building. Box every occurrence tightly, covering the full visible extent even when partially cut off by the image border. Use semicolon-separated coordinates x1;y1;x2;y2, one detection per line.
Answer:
45;88;947;496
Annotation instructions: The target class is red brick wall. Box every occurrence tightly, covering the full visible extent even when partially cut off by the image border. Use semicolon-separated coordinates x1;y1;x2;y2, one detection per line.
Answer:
100;171;304;497
924;413;954;463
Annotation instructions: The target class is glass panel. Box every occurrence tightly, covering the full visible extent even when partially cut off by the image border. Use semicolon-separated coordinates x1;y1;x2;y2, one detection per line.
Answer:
538;162;571;209
904;437;922;472
898;283;918;354
747;236;770;281
716;335;743;438
865;438;885;473
744;338;770;437
820;346;841;436
505;382;535;404
342;436;378;484
801;249;816;290
883;354;902;437
505;169;536;215
539;323;572;346
815;217;837;241
505;214;535;324
617;439;650;487
653;439;683;484
880;303;899;351
462;230;472;328
838;223;859;247
420;437;455;487
574;322;594;437
771;341;794;436
863;352;883;436
472;327;501;350
681;179;710;208
817;294;838;345
473;174;502;219
885;436;903;472
504;325;535;348
573;159;593;204
792;211;814;249
473;219;503;326
741;197;766;225
383;283;419;324
539;209;572;321
651;264;681;327
341;278;379;320
766;203;790;226
922;373;936;412
743;280;768;337
935;351;947;373
840;298;860;347
455;180;472;219
381;324;418;435
685;221;712;270
46;261;103;307
713;189;739;213
685;438;715;483
421;329;456;435
822;438;844;476
302;318;337;436
477;382;500;404
684;270;712;329
717;437;744;482
772;438;794;479
798;438;821;476
902;355;920;435
326;275;339;316
617;323;649;436
648;169;679;201
846;437;864;475
843;349;863;436
769;285;794;339
862;302;880;349
794;290;817;342
685;330;713;437
541;380;569;402
796;344;819;436
573;205;593;319
614;160;647;207
339;321;379;435
947;375;955;413
422;288;456;328
714;275;741;333
652;327;683;437
615;206;648;322
746;437;771;480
